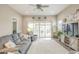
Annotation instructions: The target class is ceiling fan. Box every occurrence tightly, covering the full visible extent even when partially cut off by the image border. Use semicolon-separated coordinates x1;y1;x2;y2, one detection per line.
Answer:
30;4;49;11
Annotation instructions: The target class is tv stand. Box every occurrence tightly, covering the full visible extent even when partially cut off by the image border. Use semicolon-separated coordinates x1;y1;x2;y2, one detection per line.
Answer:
61;35;79;51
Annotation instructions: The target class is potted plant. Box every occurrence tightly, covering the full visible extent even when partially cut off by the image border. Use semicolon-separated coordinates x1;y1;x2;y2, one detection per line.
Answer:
53;32;58;38
57;31;63;41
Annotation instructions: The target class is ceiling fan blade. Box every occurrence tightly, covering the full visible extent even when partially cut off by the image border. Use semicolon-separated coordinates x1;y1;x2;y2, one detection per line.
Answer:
36;7;43;11
29;4;46;11
36;4;49;7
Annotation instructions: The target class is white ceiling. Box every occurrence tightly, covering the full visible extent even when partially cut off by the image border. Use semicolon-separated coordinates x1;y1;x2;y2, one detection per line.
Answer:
9;4;70;16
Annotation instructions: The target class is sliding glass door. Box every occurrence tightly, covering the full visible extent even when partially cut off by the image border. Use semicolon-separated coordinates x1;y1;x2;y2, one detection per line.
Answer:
40;22;46;38
45;22;51;38
33;22;40;38
28;21;52;38
33;21;51;38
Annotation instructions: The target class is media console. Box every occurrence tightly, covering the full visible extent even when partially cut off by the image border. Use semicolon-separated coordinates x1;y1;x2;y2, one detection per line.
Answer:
61;21;79;51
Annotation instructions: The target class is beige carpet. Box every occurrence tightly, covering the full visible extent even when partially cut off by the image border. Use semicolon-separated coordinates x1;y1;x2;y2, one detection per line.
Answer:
27;38;69;54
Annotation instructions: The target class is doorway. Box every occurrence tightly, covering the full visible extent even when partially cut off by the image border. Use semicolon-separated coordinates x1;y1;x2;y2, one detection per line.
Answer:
28;20;52;39
33;21;51;38
13;21;17;34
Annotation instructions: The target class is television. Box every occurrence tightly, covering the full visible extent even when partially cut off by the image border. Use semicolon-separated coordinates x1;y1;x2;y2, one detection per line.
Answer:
62;24;68;35
74;23;78;37
62;22;79;37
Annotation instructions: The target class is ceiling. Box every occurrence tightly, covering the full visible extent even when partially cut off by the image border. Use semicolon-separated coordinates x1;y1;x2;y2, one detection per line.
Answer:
9;4;70;16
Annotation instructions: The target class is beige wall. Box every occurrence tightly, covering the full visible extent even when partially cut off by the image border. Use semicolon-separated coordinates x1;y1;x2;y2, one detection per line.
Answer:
22;16;57;34
57;4;79;31
0;4;22;37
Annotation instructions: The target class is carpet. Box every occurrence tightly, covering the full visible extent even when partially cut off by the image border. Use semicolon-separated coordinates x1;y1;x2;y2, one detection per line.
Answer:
27;38;69;54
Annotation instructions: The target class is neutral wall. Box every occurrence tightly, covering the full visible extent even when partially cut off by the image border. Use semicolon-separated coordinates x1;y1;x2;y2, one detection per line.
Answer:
22;16;57;34
57;4;79;31
0;4;22;37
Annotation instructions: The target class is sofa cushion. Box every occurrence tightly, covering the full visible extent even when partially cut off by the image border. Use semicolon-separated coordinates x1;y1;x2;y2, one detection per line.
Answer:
12;33;21;44
12;33;20;41
18;41;31;54
18;33;29;40
0;35;12;49
15;38;22;45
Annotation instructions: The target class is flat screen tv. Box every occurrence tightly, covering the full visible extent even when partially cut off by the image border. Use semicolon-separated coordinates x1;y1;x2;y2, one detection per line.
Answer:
62;24;68;35
62;22;79;37
74;23;78;37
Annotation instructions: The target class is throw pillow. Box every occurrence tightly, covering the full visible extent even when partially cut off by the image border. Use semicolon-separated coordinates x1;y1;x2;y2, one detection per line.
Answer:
20;33;29;40
4;40;16;48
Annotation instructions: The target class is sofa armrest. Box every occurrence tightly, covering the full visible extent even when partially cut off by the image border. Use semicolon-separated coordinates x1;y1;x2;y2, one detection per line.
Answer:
0;48;18;53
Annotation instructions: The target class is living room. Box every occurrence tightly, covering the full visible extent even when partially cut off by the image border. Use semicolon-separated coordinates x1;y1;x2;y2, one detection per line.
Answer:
0;4;79;54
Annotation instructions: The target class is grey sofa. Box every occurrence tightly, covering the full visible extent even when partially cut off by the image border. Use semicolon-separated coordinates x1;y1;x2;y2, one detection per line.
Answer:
0;33;32;54
12;33;32;54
